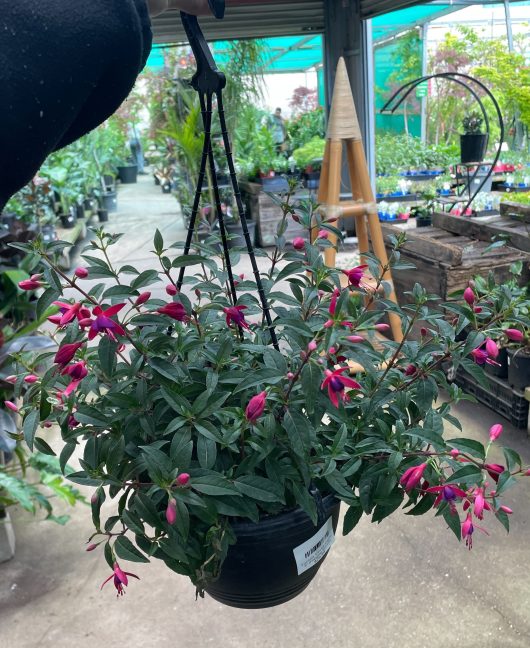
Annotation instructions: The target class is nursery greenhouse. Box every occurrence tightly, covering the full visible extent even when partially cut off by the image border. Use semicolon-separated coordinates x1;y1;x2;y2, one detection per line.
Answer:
2;1;530;647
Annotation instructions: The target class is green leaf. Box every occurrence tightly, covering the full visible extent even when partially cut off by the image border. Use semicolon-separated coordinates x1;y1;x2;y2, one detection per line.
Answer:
343;504;363;535
496;470;517;496
98;336;118;378
150;358;185;383
0;473;36;511
133;492;163;529
114;536;150;563
446;464;483;485
121;510;145;536
37;287;60;320
23;409;39;451
283;410;311;458
197;435;217;470
290;482;318;524
131;270;160;290
413;377;437;411
234;476;285;503
191;474;240;497
405;493;436;516
447;438;486;460
301;363;321;415
495;508;510;533
154;229;164;254
33;437;56;456
140;445;172;485
233;368;285;394
442;506;461;540
502;447;522;472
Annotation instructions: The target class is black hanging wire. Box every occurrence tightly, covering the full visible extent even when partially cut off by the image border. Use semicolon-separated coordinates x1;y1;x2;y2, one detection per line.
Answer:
178;12;279;351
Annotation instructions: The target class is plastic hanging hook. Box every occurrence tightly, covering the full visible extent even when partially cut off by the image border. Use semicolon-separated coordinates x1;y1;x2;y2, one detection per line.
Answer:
180;12;226;95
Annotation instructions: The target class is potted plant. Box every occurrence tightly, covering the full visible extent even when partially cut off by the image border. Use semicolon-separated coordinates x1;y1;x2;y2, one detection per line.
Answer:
11;199;530;607
292;137;325;190
460;112;488;164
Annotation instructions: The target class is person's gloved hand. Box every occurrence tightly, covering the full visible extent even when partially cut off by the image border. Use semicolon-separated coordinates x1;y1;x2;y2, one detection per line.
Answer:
0;0;152;210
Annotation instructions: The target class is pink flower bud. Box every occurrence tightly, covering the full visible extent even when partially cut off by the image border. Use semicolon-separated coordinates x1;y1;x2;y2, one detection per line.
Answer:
485;338;499;359
286;372;295;380
307;340;318;352
317;230;328;239
91;492;99;505
324;319;334;328
346;335;364;343
43;421;53;428
48;314;63;326
375;323;390;332
54;342;84;367
245;391;267;424
463;287;475;305
328;346;337;355
474;306;482;314
505;328;524;342
399;463;427;492
489;423;503;442
292;237;305;250
30;273;43;282
404;364;417;376
499;505;513;515
166;498;177;525
4;375;17;384
525;469;530;476
24;375;39;384
135;291;151;306
18;279;42;291
195;289;201;298
177;473;190;487
74;267;89;279
86;543;98;552
292;213;300;223
420;327;428;337
4;400;18;413
166;284;178;296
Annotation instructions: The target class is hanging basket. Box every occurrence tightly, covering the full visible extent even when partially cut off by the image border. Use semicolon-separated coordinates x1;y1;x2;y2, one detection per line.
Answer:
206;494;341;609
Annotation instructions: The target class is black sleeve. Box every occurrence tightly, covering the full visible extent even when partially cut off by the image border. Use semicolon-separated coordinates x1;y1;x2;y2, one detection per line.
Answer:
0;0;153;210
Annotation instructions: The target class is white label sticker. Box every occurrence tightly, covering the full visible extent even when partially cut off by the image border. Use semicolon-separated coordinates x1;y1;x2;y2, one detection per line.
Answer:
293;517;335;576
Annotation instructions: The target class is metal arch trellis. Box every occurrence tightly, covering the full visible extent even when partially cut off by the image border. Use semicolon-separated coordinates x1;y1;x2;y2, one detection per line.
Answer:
176;11;279;351
380;72;505;215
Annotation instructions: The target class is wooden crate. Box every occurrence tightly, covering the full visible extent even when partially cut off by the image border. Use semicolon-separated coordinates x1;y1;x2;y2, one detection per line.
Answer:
381;221;530;302
240;181;307;247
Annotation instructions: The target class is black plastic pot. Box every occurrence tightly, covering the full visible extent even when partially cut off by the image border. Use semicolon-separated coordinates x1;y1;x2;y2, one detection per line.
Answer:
83;198;94;212
226;220;256;249
75;204;85;219
59;210;77;229
154;175;161;186
40;224;57;243
485;347;508;380
117;164;138;184
507;348;530;391
98;209;109;223
206;494;340;609
161;182;172;194
416;215;432;227
103;174;116;190
304;171;321;190
460;133;488;164
101;190;118;213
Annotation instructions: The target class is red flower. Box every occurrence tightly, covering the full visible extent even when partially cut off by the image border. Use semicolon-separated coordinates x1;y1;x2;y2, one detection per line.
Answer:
485;463;504;482
321;367;361;408
88;304;127;341
341;265;368;287
53;301;83;326
245;391;267;423
425;483;467;512
54;342;84;367
157;302;189;322
101;562;140;597
19;279;42;291
223;305;249;330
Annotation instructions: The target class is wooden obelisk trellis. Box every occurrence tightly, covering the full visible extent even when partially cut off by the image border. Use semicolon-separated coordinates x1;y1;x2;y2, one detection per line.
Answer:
316;58;403;343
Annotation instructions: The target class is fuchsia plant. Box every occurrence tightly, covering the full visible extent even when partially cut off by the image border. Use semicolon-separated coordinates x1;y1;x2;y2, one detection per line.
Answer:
9;188;530;598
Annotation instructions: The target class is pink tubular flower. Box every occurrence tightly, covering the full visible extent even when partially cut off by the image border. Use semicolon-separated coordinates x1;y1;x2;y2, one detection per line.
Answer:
462;513;474;549
472;487;490;520
62;361;88;381
166;498;177;525
329;288;340;316
4;375;17;384
18;279;42;291
245;391;267;424
321;367;361;408
54;342;84;367
489;423;503;442
223;305;249;330
166;284;178;296
470;347;492;366
342;265;368;288
88;304;127;341
74;267;89;279
463;287;475;306
425;483;467;511
485;463;504;482
505;328;524;342
24;375;39;384
157;302;188;322
375;323;390;332
176;473;190;487
52;301;83;326
317;229;329;239
292;237;305;250
346;335;364;344
4;400;18;413
485;338;499;359
399;463;427;492
100;563;140;597
499;505;513;515
135;291;151;306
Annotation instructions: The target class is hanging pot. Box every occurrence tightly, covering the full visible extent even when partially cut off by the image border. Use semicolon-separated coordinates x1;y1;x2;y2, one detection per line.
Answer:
507;348;530;392
205;493;340;609
460;133;488;164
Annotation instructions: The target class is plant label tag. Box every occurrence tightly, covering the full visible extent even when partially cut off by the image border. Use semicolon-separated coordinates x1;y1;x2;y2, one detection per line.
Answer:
293;517;335;576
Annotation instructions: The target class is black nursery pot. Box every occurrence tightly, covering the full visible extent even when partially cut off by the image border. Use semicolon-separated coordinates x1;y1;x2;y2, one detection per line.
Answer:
98;208;109;223
59;210;77;229
205;494;341;609
117;164;138;184
507;348;530;392
101;190;118;213
460;133;488;164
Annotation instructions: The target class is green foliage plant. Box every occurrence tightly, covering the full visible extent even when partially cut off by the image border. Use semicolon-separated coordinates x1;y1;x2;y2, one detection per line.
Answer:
11;194;530;597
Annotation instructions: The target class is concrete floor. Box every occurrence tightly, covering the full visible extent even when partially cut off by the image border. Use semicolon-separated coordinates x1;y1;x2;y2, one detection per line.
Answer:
1;176;530;648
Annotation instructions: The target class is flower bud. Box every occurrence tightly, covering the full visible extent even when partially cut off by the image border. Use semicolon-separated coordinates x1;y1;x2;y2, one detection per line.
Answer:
4;400;18;413
24;375;39;384
86;543;98;552
404;364;417;376
463;287;475;305
4;375;17;384
485;338;499;359
195;289;201;299
450;448;460;458
74;267;89;279
474;306;482;314
245;391;267;424
307;340;318;352
499;505;513;515
30;273;43;282
54;342;84;367
375;323;390;332
135;292;151;306
346;335;364;343
292;237;305;250
177;473;190;487
166;498;177;525
420;327;428;337
166;284;178;296
489;423;503;442
19;279;42;291
505;328;524;342
323;319;334;328
328;346;337;355
91;491;99;505
317;230;328;239
43;421;53;428
286;372;295;380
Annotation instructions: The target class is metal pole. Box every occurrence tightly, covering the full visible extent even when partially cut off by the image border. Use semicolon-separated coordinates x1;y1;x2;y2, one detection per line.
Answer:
420;24;429;144
362;18;376;185
503;0;514;51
